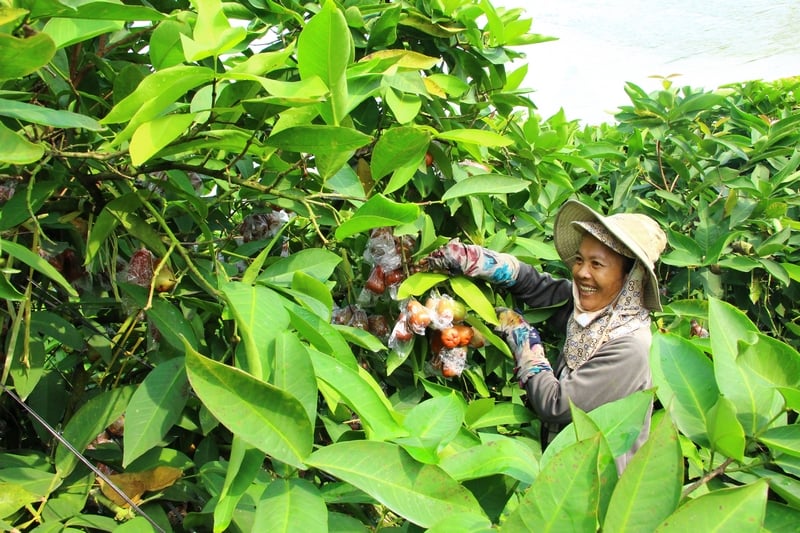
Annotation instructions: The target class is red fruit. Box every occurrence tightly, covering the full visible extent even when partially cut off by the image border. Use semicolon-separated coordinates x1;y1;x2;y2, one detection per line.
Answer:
440;327;461;349
425;152;434;166
365;265;386;294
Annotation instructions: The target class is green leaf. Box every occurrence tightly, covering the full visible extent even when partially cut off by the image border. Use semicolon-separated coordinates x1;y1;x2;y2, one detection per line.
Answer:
266;125;371;153
0;238;78;297
121;283;198;351
273;331;318;426
371;126;431;181
221;281;290;379
123;357;189;467
758;425;800;458
441;175;529;201
503;434;605;532
43;17;123;49
130;113;195;166
603;414;683;533
55;386;135;477
297;0;352;124
737;332;800;388
449;277;497;325
393;394;465;463
284;301;356;367
258;248;342;286
179;0;246;61
439;434;539;484
0;468;57;500
103;194;167;256
709;298;783;435
434;129;513;147
0;99;103;131
0;276;24;301
185;345;313;469
0;32;55;79
650;333;718;445
335;194;420;240
0;483;40;520
464;402;534;430
213;437;264;533
542;390;654;464
306;441;486;528
396;272;449;299
253;478;328;532
309;349;406;441
0;122;45;164
654;480;767;533
385;89;422;125
706;395;746;461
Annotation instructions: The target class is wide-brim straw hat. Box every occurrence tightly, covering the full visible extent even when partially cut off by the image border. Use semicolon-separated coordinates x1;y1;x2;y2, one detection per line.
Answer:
554;200;667;311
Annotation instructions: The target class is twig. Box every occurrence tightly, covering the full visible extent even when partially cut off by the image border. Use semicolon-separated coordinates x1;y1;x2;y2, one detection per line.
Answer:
681;457;735;499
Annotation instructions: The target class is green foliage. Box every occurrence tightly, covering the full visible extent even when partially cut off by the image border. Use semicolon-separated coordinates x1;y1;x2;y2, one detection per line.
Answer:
0;0;798;531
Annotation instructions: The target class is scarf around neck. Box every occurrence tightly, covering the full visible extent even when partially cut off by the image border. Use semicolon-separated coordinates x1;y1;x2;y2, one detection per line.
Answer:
562;262;651;370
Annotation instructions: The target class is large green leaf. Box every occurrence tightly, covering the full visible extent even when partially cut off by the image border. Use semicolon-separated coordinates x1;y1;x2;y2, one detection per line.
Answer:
0;483;40;521
441;175;529;201
502;434;606;532
284;301;356;367
0;122;45;165
265;125;372;153
370;126;430;182
0;238;78;297
273;331;318;426
221;281;290;379
185;346;313;469
542;390;654;465
213;437;264;533
434;129;513;147
737;332;800;388
709;298;783;435
179;0;246;61
309;349;406;441
651;333;718;445
706;395;746;461
306;441;486;528
0;99;103;130
449;277;497;326
335;194;420;240
393;394;465;464
43;17;123;49
253;478;328;532
758;425;800;458
123;357;189;467
297;0;351;124
654;480;767;533
55;386;136;477
0;32;55;79
396;273;449;299
258;248;342;286
603;414;683;533
439;433;539;484
130;113;195;166
122;283;198;351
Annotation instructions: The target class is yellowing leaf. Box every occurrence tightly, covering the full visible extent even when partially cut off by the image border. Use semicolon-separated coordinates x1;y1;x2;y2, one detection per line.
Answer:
99;466;182;508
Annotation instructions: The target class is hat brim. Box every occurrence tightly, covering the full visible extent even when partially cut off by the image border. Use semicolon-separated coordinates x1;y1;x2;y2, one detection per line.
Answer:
554;200;662;311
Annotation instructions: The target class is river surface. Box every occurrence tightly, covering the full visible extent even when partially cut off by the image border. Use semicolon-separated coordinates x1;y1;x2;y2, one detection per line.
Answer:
499;0;800;123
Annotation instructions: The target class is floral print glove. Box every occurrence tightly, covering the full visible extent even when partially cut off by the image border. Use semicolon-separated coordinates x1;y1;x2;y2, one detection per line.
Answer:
495;307;551;386
423;239;520;287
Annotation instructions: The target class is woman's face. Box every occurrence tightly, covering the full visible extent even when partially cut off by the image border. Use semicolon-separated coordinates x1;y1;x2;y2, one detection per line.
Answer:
571;234;627;312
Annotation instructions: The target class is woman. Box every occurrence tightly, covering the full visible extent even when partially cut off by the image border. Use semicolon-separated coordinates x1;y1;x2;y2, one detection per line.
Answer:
425;199;667;472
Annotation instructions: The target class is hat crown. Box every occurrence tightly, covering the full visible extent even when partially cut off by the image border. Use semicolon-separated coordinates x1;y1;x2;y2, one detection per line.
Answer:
604;213;667;266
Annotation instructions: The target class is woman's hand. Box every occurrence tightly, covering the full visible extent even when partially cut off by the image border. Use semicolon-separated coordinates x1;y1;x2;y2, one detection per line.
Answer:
422;239;520;287
495;307;551;385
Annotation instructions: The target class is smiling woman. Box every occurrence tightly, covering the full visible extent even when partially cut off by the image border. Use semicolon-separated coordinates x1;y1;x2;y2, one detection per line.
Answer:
500;0;800;123
422;199;667;473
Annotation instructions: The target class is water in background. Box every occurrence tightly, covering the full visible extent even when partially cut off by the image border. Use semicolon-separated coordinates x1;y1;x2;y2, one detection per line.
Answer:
502;0;800;123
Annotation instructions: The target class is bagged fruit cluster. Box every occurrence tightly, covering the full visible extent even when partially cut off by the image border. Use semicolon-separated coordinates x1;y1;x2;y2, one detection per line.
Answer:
358;227;416;304
331;304;391;341
389;291;484;378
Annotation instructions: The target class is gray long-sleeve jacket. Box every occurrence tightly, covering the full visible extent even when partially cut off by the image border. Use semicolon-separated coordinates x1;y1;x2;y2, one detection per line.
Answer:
509;263;653;472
